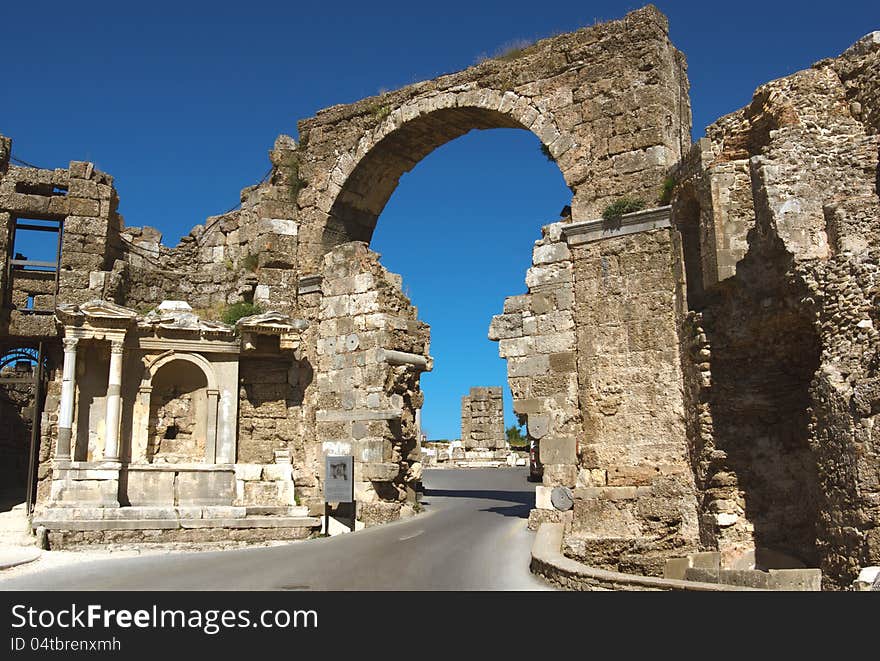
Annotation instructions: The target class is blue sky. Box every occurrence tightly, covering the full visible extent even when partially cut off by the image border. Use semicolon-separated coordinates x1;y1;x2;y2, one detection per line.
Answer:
4;1;878;439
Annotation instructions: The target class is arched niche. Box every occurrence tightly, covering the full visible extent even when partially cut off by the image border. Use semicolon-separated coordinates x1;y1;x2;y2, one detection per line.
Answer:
136;352;220;464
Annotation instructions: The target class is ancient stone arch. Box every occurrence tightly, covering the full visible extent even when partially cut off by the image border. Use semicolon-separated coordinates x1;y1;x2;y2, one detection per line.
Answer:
290;5;691;271
278;4;697;544
318;90;577;247
143;351;219;392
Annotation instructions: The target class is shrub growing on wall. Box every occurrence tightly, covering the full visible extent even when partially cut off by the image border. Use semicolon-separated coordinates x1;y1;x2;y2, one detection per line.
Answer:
602;196;646;223
221;302;263;326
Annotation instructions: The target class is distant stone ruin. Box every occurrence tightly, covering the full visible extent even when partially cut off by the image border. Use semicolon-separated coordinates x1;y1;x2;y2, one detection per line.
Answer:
461;387;505;450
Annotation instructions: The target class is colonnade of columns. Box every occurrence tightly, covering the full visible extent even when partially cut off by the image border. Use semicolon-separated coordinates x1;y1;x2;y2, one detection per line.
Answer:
54;334;125;463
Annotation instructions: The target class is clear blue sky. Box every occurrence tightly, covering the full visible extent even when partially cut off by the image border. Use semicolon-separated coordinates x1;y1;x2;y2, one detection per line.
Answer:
4;1;878;439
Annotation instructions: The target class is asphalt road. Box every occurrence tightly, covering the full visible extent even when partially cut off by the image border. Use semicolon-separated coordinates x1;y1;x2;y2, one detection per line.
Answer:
0;468;550;590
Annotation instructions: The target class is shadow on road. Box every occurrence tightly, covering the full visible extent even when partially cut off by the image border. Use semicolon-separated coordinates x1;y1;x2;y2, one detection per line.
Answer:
481;503;531;519
423;488;534;519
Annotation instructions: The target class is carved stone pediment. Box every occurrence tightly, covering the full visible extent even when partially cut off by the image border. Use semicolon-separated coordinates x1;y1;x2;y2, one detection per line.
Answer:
139;300;234;338
56;300;139;327
236;311;309;334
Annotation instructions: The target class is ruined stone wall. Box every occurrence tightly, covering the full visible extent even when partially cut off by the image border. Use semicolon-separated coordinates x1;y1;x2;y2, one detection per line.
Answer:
0;133;315;498
566;227;699;575
671;31;880;589
492;208;701;575
104;136;303;317
313;242;429;524
237;354;310;466
490;221;581;491
460;387;505;450
0;158;119;338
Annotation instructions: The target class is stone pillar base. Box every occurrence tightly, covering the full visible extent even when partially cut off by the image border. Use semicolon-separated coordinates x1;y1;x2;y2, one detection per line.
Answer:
49;461;121;507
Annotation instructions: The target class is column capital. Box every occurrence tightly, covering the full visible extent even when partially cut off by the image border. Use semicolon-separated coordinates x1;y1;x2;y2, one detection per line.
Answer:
110;340;125;354
62;337;79;352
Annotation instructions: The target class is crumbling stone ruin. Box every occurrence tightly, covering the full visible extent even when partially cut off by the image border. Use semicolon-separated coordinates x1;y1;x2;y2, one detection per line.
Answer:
491;20;880;589
1;5;878;589
461;387;505;450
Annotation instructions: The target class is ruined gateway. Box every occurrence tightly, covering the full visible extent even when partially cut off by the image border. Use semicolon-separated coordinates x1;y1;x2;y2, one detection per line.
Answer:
1;6;878;590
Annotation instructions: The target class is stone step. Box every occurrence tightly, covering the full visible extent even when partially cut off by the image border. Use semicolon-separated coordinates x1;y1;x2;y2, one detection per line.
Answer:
244;506;310;517
33;516;321;531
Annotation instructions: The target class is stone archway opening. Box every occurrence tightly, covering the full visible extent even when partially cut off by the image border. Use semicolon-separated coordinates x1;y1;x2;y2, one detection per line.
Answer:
321;100;576;252
147;359;210;464
0;347;43;510
380;128;569;450
294;6;693;532
313;114;574;522
326;107;527;246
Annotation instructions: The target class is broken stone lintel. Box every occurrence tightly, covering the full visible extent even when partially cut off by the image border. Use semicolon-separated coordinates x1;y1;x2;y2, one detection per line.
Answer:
561;206;671;246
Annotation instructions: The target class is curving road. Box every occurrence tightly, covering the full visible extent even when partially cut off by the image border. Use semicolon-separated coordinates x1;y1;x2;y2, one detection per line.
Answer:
0;468;550;590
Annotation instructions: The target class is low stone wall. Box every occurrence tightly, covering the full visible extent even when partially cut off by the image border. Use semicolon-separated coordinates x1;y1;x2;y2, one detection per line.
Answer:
45;526;314;549
664;550;822;590
531;522;762;591
34;505;319;549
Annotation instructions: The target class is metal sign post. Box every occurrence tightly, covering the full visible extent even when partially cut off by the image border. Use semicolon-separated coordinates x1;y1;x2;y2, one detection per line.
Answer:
324;455;354;533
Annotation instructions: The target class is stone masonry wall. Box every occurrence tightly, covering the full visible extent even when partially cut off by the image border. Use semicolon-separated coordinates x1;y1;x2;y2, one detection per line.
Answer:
671;31;880;589
237;356;310;465
105;135;303;317
490;220;582;490
492;209;701;576
460;387;505;450
0;158;120;338
313;242;430;525
566;227;700;575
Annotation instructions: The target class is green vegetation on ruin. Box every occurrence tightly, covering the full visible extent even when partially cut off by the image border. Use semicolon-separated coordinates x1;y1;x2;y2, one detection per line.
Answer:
602;196;646;223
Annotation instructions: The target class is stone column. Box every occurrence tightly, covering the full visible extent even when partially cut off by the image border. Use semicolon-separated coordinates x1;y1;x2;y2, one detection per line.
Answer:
102;339;125;461
56;336;79;461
